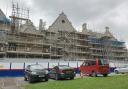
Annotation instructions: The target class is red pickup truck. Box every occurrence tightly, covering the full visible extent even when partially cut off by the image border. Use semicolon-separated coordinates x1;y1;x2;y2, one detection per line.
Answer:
80;58;109;77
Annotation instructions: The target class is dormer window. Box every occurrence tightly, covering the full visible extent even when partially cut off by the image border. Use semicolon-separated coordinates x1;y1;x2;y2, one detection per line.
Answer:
62;20;65;23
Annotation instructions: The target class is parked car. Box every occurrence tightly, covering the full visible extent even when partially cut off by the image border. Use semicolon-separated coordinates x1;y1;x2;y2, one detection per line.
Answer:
114;65;128;74
80;58;109;77
24;64;49;83
49;65;76;80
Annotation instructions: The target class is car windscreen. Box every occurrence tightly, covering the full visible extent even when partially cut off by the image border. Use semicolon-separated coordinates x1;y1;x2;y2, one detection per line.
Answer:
120;65;128;68
59;65;71;69
30;65;44;70
99;59;108;65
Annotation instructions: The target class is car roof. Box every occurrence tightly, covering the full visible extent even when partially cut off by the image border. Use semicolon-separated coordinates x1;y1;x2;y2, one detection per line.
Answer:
54;65;72;69
27;64;42;67
83;59;96;62
57;65;69;67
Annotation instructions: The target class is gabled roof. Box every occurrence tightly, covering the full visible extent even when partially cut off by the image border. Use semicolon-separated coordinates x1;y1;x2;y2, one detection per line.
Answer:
101;27;116;40
104;27;113;37
48;12;76;32
20;20;37;34
88;30;104;38
82;23;90;35
0;9;6;19
0;9;10;24
88;27;116;40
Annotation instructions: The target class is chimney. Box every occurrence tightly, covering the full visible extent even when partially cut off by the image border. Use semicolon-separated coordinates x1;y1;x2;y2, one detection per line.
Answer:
82;23;87;31
39;19;43;30
105;26;109;31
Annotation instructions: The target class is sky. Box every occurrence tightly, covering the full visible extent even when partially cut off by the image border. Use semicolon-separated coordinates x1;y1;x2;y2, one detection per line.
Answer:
0;0;128;48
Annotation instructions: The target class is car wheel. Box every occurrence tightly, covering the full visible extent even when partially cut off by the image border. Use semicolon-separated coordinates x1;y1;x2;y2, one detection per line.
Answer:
55;74;59;80
28;76;33;83
70;76;74;80
45;75;49;81
89;74;92;76
24;76;27;81
103;74;108;77
92;72;97;77
115;70;119;74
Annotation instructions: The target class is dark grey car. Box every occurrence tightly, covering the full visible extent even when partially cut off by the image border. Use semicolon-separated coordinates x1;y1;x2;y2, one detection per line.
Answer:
49;65;76;80
24;64;49;83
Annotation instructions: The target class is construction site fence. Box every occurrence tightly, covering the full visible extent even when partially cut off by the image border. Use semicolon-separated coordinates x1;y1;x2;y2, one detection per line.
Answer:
0;60;126;77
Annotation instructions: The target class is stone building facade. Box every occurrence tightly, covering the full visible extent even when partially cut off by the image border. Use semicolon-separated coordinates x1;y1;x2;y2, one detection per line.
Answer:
0;9;127;60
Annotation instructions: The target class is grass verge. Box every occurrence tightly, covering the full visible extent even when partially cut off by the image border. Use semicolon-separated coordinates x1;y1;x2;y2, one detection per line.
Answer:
25;75;128;89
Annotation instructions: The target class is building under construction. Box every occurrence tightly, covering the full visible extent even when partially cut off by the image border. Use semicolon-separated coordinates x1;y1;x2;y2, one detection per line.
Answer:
0;4;127;61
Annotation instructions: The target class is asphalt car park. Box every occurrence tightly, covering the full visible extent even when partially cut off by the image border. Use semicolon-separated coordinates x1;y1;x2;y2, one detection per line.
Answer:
0;74;81;89
0;77;27;89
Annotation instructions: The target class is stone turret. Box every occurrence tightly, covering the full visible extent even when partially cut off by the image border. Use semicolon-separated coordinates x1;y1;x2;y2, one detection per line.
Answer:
39;19;43;30
105;26;109;32
104;26;111;37
39;19;46;31
82;23;88;34
102;26;116;40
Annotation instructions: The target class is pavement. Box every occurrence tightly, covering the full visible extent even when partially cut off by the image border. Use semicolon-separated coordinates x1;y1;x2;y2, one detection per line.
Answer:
0;77;27;89
0;74;82;89
0;73;116;89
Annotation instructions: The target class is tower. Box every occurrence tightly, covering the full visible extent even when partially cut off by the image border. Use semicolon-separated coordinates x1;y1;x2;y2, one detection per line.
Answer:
82;23;88;34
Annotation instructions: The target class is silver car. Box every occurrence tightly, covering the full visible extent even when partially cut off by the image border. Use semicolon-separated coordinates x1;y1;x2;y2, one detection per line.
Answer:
114;65;128;74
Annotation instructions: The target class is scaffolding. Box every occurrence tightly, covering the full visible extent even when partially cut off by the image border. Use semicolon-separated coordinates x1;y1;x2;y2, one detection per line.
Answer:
89;35;127;61
0;3;127;61
9;2;29;33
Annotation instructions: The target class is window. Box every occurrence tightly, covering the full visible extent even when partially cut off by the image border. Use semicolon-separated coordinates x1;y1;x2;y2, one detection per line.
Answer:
62;20;65;23
82;60;96;66
82;62;89;66
98;59;108;65
30;64;43;70
90;61;96;66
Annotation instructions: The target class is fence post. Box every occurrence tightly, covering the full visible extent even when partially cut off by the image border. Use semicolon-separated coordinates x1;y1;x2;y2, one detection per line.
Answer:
23;62;25;69
77;62;78;68
48;62;49;70
76;62;79;74
36;62;38;64
10;62;12;70
68;62;69;66
58;62;59;66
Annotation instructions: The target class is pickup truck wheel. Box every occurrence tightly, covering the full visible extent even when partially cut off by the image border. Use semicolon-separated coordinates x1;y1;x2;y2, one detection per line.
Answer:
92;72;97;77
103;74;108;77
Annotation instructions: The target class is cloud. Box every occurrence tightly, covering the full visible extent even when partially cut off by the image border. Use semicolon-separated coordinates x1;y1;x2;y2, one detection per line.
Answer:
90;2;128;43
0;0;128;46
30;0;126;25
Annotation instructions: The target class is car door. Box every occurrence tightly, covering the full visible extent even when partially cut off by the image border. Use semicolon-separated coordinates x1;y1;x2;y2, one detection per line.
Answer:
49;69;57;78
80;62;89;74
122;67;128;73
25;66;31;78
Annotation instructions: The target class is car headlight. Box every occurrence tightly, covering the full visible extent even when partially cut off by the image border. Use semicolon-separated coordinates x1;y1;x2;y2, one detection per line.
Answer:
60;73;64;74
31;72;37;74
45;70;49;74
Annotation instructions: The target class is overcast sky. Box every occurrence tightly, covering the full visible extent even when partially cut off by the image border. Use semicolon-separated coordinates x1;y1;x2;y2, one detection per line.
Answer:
0;0;128;48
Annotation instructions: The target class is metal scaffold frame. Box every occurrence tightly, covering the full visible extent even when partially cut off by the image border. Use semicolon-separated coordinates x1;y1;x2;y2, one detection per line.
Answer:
0;2;127;61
